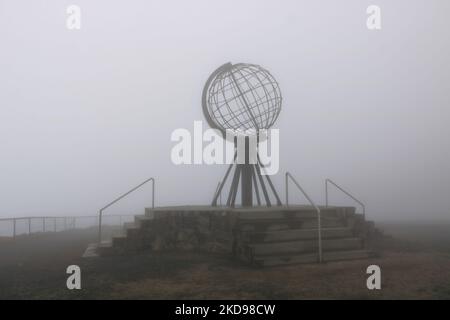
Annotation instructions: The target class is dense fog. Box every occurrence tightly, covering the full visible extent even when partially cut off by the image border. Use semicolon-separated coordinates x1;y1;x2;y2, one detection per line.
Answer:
1;0;449;221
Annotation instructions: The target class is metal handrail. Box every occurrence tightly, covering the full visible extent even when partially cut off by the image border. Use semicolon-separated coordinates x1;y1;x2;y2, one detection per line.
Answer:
0;214;134;238
325;179;365;217
98;177;155;243
0;214;133;222
285;172;322;263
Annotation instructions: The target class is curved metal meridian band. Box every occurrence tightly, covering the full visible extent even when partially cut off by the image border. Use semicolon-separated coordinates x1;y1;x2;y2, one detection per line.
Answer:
201;62;233;135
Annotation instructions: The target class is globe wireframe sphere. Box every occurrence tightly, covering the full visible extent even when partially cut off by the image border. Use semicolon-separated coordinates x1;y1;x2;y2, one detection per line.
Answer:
204;63;282;134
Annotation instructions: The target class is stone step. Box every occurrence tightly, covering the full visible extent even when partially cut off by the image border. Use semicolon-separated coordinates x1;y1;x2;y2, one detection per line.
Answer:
124;222;137;229
134;215;153;228
99;240;112;247
112;235;127;247
239;227;353;243
253;249;373;267
97;240;114;256
145;206;356;219
232;205;354;213
82;243;99;258
245;237;363;256
120;221;148;238
234;209;341;220
235;217;347;232
126;227;141;238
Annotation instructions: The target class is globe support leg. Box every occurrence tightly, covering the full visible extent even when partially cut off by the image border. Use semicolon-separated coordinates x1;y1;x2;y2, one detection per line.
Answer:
211;143;282;208
241;137;253;207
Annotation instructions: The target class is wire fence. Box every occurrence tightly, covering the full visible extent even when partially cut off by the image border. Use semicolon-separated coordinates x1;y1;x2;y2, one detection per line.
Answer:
0;214;135;238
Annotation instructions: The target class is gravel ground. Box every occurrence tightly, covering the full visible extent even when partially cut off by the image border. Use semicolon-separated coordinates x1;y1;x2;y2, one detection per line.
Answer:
1;222;450;299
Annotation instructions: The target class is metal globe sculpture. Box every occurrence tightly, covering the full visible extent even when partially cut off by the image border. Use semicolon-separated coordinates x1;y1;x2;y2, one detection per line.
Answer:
203;62;283;208
202;63;282;134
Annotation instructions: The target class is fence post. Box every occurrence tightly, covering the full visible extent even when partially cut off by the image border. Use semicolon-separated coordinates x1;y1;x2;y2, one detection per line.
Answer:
285;173;289;207
13;219;16;239
43;217;46;232
54;218;57;232
64;217;67;230
28;218;31;234
152;178;155;209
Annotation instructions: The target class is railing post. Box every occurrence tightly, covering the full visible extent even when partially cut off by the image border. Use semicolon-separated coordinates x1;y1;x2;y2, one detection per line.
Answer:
43;217;46;232
152;179;155;209
98;210;103;243
285;172;322;263
325;180;328;207
64;217;67;230
285;173;289;207
13;219;16;239
54;218;56;232
317;211;322;263
28;218;31;234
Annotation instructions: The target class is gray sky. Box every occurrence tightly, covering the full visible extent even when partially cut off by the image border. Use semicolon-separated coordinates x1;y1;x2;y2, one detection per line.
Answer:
0;0;449;221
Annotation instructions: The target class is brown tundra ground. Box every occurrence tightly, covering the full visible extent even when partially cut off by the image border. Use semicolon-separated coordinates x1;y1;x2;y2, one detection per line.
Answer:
1;221;450;299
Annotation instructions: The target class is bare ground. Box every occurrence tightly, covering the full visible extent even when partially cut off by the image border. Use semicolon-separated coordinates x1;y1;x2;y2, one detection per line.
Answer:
1;222;450;299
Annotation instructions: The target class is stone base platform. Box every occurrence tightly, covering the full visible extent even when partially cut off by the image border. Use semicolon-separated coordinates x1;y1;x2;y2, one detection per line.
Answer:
84;205;380;266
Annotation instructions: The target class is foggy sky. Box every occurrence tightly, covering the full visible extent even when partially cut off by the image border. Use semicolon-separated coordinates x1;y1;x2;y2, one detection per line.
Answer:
1;0;449;221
